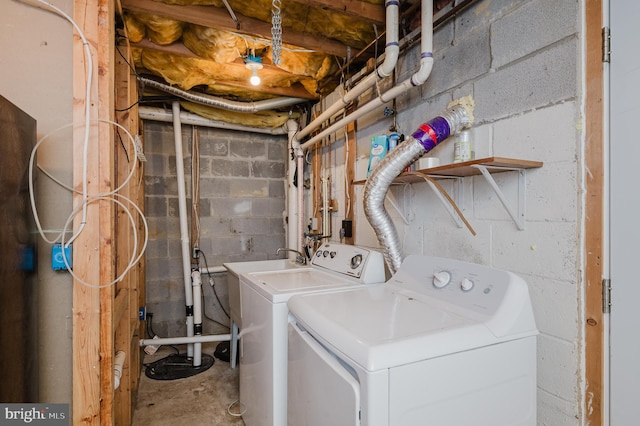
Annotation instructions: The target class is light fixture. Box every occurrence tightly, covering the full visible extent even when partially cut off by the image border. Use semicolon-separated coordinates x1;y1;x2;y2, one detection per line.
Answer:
245;55;263;86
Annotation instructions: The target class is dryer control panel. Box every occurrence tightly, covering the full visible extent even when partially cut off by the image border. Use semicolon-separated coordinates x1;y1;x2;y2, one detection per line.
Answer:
388;255;537;338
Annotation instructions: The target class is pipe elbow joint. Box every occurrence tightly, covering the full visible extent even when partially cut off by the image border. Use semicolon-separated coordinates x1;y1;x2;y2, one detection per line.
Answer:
410;55;434;87
377;45;400;78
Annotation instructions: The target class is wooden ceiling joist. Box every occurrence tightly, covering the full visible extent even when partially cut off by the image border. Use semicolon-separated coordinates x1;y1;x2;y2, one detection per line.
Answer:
121;0;352;57
286;0;385;24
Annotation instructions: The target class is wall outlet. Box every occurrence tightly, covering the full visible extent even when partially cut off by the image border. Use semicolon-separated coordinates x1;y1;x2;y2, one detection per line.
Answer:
342;219;353;238
51;243;72;271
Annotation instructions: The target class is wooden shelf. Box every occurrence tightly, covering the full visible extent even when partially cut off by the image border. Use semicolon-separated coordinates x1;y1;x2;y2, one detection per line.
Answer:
354;157;543;185
353;157;543;231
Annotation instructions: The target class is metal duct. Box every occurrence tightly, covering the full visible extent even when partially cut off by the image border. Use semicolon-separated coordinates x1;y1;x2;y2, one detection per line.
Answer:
139;76;307;112
364;102;474;273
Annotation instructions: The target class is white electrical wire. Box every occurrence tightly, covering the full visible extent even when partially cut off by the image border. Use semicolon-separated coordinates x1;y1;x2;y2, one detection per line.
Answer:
28;119;139;244
226;400;246;417
20;0;148;288
59;194;149;289
20;0;94;246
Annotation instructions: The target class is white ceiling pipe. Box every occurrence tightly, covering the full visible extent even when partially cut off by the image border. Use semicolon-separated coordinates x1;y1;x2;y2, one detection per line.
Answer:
300;0;433;151
294;0;400;142
139;106;289;135
139;76;308;112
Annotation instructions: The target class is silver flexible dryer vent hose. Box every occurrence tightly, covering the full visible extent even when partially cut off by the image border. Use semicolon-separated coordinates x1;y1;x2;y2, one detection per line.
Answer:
363;102;473;273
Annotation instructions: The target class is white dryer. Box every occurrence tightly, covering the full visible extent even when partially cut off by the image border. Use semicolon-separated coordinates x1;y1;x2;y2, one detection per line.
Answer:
238;242;385;426
287;254;538;426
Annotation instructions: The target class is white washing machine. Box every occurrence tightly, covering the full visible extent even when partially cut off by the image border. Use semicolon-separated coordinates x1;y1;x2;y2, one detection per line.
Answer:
287;254;538;426
224;259;305;368
238;242;386;426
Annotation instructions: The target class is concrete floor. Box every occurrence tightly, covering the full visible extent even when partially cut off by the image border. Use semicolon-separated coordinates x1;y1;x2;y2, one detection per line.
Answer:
133;344;245;426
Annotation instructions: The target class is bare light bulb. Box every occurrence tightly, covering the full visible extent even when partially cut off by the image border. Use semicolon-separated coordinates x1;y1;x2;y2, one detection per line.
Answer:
250;69;261;86
245;58;263;87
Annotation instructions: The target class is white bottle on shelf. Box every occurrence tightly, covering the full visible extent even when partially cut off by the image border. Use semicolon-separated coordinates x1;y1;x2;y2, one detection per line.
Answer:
453;130;472;163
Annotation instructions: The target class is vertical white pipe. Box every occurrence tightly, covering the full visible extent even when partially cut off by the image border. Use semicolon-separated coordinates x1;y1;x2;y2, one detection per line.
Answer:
294;0;399;142
322;177;329;238
299;0;433;151
172;101;195;360
191;270;203;367
286;119;299;251
297;147;305;252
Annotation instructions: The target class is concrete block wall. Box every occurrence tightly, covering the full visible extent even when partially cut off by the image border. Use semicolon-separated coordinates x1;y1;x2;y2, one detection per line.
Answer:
144;121;288;337
321;0;583;423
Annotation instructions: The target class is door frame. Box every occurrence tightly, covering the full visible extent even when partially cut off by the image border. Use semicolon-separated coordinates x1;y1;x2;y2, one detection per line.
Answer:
584;0;605;424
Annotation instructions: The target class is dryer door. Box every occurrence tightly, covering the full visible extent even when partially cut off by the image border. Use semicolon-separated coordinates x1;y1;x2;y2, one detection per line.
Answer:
288;321;360;426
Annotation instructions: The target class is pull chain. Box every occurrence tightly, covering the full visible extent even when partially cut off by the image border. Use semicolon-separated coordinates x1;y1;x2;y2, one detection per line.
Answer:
271;0;283;65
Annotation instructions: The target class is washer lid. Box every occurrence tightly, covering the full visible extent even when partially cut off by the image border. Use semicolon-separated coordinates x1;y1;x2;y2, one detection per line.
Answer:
288;284;508;372
242;268;361;303
224;259;304;277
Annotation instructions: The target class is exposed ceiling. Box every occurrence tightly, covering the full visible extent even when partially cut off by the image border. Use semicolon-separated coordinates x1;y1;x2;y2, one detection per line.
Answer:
117;0;451;127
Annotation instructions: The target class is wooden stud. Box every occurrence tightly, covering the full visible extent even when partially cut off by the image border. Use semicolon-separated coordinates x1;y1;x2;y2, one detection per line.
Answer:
72;0;110;423
114;25;142;424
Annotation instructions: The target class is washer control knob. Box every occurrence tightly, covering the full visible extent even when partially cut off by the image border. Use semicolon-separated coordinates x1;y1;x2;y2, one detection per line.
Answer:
350;254;363;269
330;251;337;258
433;271;451;288
461;278;474;292
323;250;329;257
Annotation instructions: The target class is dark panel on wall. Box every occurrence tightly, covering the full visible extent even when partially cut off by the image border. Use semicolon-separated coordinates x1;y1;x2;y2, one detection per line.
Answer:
0;94;38;402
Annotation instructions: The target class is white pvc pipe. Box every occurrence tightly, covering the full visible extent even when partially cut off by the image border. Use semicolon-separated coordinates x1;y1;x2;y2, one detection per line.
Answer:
300;0;433;151
294;0;399;142
292;0;433;246
322;177;330;238
172;101;197;361
113;350;126;390
297;147;305;252
192;270;203;367
140;333;232;347
139;106;289;135
285;119;301;252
